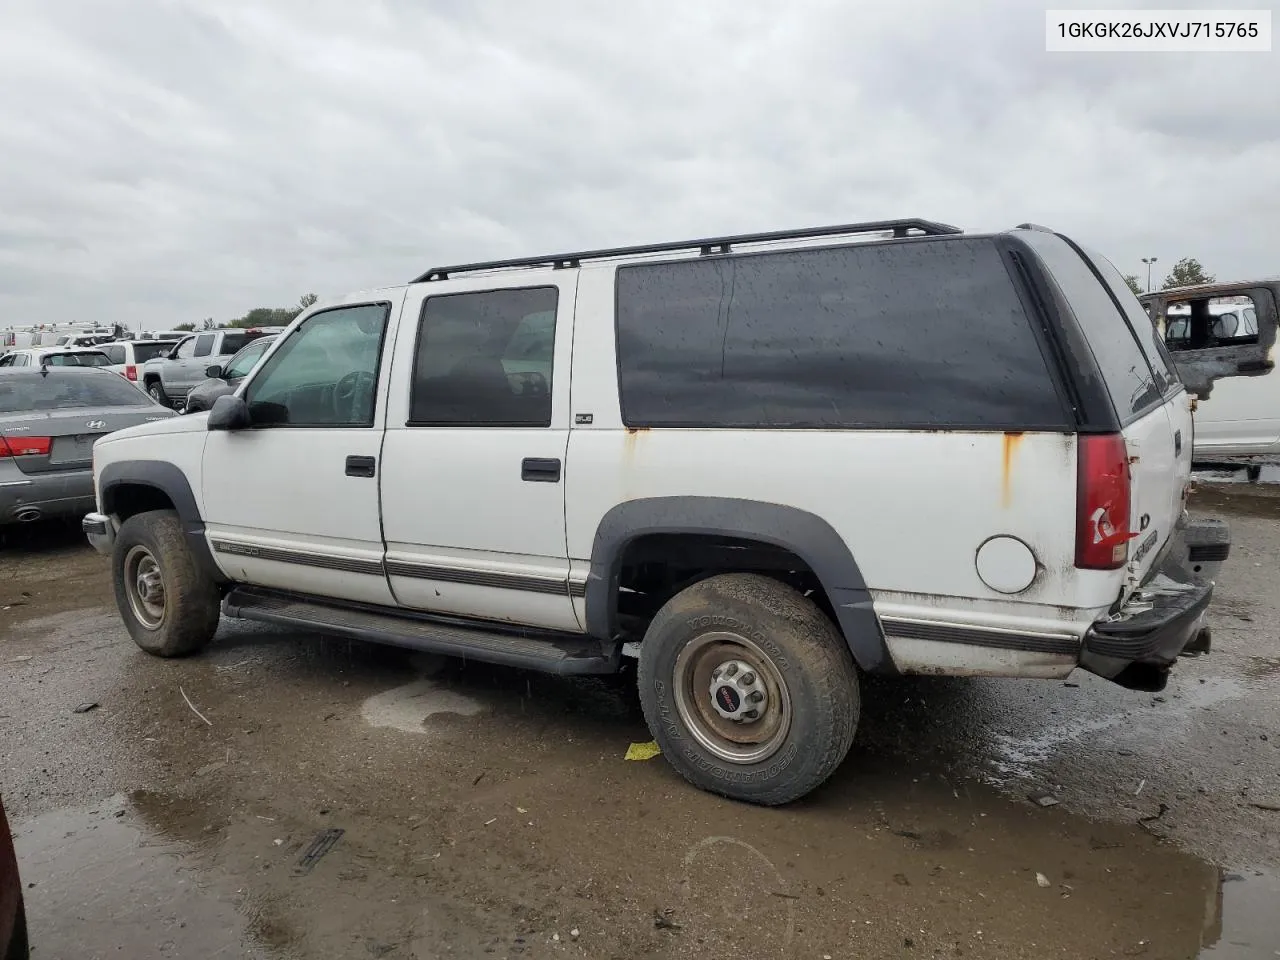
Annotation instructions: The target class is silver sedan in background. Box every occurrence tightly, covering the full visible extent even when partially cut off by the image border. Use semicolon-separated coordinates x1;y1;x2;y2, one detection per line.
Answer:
0;368;175;526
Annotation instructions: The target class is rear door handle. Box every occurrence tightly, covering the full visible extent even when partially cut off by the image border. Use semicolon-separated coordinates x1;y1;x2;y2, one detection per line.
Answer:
521;457;562;483
345;455;376;478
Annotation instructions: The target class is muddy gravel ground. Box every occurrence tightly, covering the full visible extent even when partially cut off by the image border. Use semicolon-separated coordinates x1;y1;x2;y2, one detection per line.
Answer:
1;490;1278;960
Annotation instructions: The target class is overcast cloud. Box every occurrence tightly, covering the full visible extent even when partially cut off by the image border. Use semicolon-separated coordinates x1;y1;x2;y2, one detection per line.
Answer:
0;0;1276;330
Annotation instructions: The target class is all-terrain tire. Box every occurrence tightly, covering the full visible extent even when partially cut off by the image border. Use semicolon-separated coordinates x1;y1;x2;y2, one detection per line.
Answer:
112;509;220;657
636;573;860;805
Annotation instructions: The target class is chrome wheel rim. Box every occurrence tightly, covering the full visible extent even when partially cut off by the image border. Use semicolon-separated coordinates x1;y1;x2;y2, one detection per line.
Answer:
672;630;792;765
123;545;166;629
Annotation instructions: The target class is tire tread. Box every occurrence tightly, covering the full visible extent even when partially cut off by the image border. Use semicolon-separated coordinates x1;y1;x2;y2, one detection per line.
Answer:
637;573;860;805
112;510;219;657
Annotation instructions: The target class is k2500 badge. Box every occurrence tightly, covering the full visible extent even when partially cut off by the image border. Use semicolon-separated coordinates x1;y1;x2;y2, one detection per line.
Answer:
1133;529;1159;564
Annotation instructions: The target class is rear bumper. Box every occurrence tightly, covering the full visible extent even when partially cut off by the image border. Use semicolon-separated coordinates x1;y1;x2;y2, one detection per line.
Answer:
1080;516;1227;691
0;467;95;525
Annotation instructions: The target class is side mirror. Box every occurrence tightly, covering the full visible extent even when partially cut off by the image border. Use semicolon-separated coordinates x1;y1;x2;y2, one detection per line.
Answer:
207;394;251;432
205;364;223;379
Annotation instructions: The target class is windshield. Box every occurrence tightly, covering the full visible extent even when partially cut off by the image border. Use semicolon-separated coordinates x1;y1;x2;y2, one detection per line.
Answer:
0;372;153;413
131;341;180;363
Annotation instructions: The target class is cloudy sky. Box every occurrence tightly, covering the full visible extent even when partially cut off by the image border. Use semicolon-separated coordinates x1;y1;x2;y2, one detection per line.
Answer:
1;0;1276;331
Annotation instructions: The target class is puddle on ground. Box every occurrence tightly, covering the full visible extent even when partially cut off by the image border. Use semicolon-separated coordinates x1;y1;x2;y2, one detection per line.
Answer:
12;786;1278;960
12;794;276;959
1201;867;1280;958
360;677;486;734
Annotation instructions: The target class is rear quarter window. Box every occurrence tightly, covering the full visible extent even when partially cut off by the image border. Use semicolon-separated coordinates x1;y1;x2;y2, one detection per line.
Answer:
132;341;178;363
1078;246;1178;396
615;237;1069;429
1014;231;1165;423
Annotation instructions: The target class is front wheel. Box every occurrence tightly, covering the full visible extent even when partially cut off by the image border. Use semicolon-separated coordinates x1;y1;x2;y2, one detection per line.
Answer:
112;510;220;657
637;573;860;806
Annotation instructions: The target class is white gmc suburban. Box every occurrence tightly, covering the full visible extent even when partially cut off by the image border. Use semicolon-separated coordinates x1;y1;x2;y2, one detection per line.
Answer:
83;219;1269;805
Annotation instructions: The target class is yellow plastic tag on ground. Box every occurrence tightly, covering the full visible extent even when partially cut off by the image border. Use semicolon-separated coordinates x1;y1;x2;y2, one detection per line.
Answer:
624;741;662;761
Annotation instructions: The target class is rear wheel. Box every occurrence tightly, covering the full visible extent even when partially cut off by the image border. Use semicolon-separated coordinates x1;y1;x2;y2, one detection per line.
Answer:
637;573;860;805
145;380;171;408
112;510;220;657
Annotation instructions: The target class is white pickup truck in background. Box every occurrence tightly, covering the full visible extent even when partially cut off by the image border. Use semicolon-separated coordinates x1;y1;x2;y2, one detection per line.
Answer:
140;328;282;408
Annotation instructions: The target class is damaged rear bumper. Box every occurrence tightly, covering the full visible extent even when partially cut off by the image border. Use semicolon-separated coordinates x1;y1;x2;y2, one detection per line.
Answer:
1080;517;1227;692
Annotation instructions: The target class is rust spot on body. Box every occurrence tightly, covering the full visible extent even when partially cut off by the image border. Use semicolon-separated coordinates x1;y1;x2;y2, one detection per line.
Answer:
622;425;648;464
1001;432;1024;507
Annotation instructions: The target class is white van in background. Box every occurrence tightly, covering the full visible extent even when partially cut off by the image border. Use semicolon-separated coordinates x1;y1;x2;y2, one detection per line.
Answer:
1143;282;1280;460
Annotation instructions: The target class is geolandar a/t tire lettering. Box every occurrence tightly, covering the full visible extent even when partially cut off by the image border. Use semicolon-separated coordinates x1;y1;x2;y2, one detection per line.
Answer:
111;509;221;657
636;573;860;806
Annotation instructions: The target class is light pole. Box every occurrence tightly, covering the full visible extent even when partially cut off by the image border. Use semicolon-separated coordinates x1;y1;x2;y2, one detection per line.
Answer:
1141;257;1158;292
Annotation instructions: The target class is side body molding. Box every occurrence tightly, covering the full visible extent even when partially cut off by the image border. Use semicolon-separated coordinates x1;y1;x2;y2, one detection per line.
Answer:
584;496;894;674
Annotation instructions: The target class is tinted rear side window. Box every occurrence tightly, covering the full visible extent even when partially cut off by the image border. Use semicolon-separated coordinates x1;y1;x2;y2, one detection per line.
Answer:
615;238;1067;429
132;341;178;363
410;287;558;427
1015;232;1164;422
220;332;260;354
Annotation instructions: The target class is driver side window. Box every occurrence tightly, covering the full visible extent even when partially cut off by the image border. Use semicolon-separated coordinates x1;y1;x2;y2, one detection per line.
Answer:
243;303;389;427
175;338;196;360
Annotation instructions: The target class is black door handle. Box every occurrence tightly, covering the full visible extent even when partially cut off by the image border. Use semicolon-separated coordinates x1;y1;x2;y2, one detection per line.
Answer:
345;455;376;478
521;457;561;482
1174;430;1182;456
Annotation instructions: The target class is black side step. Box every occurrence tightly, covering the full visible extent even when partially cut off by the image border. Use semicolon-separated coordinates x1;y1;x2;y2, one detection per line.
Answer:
222;587;620;676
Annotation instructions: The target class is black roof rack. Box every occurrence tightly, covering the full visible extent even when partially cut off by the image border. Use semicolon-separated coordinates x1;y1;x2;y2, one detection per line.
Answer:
413;218;962;283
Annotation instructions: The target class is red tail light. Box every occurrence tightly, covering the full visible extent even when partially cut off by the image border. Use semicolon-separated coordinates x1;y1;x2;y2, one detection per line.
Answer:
125;364;138;381
1075;433;1131;570
0;435;52;458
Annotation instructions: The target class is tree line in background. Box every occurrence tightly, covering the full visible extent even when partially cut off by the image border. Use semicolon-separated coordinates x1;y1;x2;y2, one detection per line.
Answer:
1123;258;1215;297
172;293;319;332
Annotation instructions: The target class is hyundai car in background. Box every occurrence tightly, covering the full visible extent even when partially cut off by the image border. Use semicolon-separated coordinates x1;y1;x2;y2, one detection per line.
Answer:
182;334;280;414
0;368;175;525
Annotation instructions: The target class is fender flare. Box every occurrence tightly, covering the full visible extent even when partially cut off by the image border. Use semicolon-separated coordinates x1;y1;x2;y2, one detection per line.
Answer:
584;496;894;674
98;460;225;583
